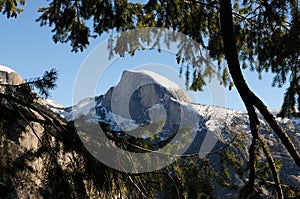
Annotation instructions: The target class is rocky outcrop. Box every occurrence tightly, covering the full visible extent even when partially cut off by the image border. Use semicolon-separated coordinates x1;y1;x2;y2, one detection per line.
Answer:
0;64;24;85
100;71;190;130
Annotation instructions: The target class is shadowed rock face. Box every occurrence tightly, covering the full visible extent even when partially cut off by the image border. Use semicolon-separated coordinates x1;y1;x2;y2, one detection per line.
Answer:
102;70;191;124
0;65;24;85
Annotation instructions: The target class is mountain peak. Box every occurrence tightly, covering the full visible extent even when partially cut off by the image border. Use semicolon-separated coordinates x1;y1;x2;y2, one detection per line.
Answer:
120;70;191;103
0;64;15;73
0;64;24;85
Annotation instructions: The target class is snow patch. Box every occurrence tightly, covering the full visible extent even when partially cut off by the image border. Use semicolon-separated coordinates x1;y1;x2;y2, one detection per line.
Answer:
72;98;97;119
0;64;15;73
60;110;73;121
135;70;181;90
43;98;64;109
111;113;140;132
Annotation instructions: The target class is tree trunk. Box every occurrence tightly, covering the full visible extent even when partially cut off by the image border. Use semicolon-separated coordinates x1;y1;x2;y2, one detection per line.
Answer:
219;0;299;197
219;0;300;168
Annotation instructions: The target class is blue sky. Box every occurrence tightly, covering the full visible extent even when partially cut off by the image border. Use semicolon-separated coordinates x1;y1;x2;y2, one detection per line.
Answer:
0;1;288;111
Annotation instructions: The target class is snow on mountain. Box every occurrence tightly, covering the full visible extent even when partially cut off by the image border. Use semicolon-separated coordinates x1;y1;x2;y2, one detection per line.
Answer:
0;64;24;85
40;98;64;109
51;70;300;148
0;64;15;73
132;70;181;89
117;70;192;103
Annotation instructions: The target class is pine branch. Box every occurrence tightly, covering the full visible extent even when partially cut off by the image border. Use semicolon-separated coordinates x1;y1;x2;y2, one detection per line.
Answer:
251;92;300;167
258;134;283;199
0;93;68;134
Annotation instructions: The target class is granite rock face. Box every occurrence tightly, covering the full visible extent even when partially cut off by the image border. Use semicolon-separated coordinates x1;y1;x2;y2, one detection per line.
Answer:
100;70;193;131
0;64;24;85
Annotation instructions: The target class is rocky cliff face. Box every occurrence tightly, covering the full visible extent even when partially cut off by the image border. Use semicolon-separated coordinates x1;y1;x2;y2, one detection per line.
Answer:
0;65;24;85
100;70;194;135
0;66;50;198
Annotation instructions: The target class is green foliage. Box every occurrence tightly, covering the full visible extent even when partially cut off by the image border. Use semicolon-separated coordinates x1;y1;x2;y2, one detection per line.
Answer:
240;157;284;199
27;68;58;98
219;150;243;187
0;0;25;18
1;68;58;102
0;123;13;188
277;76;300;118
171;157;217;199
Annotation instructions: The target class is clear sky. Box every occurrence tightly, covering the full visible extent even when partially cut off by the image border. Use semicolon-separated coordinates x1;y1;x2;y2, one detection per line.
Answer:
0;1;288;111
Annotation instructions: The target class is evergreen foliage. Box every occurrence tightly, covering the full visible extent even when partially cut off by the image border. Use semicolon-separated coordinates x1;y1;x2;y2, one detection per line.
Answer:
0;0;25;18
